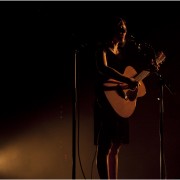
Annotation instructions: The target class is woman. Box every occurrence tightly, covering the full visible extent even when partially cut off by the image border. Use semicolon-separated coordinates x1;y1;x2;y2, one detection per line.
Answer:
94;17;140;179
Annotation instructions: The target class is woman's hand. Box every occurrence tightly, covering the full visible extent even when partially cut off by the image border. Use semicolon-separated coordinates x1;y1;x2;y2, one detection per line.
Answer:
128;78;139;90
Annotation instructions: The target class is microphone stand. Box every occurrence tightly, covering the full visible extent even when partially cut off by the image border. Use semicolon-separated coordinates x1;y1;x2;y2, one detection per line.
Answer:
72;48;78;179
155;72;174;179
136;40;174;179
72;34;87;179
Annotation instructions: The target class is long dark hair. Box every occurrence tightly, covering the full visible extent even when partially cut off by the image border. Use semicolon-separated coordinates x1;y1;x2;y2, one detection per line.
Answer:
104;16;127;47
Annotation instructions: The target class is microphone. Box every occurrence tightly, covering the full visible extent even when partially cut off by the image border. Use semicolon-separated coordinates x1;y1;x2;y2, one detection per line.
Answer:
127;33;156;59
71;33;88;50
127;34;141;51
127;34;136;42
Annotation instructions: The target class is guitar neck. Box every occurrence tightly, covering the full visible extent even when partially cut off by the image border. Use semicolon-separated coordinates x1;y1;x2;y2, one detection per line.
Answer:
134;51;166;82
134;70;150;82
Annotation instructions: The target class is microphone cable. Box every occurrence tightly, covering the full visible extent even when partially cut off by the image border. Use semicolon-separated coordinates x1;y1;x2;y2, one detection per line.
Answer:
76;49;86;179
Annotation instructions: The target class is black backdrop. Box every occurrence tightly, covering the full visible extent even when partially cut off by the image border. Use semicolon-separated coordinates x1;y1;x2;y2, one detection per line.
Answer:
0;1;180;179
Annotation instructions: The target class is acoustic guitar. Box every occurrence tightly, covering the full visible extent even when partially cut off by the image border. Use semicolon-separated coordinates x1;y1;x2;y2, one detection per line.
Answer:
103;51;166;118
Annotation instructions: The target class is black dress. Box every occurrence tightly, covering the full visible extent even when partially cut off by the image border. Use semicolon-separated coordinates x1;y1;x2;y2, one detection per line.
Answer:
94;41;141;146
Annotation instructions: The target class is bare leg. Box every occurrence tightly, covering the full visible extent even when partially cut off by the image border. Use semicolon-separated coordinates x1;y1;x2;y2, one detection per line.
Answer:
108;143;122;179
96;143;111;179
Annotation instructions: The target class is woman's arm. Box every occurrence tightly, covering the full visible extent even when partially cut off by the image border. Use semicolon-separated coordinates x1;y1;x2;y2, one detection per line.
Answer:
96;50;138;89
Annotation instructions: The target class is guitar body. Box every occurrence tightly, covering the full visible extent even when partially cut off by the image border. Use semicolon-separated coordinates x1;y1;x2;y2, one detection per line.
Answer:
103;66;146;118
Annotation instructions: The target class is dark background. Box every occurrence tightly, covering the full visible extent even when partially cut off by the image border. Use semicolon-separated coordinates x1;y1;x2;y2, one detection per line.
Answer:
0;1;179;179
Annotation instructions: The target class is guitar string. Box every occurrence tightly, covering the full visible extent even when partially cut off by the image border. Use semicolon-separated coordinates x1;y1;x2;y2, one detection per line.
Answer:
135;70;150;82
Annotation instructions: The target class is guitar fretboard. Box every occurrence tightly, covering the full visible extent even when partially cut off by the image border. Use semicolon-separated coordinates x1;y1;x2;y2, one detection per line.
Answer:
135;70;150;82
134;51;166;82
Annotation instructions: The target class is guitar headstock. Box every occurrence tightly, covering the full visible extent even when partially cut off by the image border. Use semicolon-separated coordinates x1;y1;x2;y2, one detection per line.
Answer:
151;51;166;71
